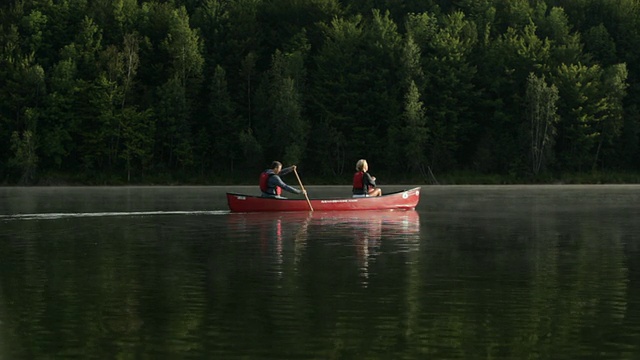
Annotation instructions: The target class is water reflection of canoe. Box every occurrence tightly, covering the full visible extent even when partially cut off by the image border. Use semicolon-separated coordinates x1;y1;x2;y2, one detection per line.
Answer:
227;210;421;284
304;210;420;235
227;209;420;234
226;187;421;212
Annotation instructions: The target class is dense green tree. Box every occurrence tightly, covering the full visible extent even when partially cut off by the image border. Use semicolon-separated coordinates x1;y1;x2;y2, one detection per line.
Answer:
345;0;439;24
72;16;103;80
147;4;204;170
201;65;241;173
401;81;429;175
551;0;640;132
593;63;627;169
365;9;404;134
239;52;257;129
78;74;119;171
534;5;583;66
20;9;48;56
9;111;38;184
310;10;403;175
155;76;193;169
411;11;478;171
272;77;306;165
1;0;640;183
40;59;78;170
400;34;424;88
473;22;554;174
618;105;640;170
0;48;46;181
386;33;428;175
309;15;369;174
258;0;342;57
120;107;155;181
491;0;536;33
582;24;617;66
525;73;559;176
554;63;597;172
220;0;262;96
190;0;232;92
162;7;203;88
254;48;308;165
553;62;627;171
238;127;264;171
120;33;141;108
73;32;142;176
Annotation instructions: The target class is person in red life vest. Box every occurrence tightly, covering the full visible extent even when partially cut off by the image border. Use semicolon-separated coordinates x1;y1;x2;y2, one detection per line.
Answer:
259;161;306;198
352;159;382;197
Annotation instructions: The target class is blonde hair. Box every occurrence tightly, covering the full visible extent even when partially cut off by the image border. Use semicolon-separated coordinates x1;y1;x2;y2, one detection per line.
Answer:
355;159;367;171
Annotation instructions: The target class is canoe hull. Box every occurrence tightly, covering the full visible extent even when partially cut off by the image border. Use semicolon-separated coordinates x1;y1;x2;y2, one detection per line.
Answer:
226;187;421;212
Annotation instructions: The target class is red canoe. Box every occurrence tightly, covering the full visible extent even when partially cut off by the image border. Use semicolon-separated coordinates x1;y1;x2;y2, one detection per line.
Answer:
226;187;421;212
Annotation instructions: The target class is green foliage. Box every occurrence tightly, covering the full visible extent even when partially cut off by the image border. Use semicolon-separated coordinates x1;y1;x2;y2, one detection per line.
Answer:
120;107;155;181
238;128;263;170
582;24;617;66
553;61;627;171
526;73;559;176
619;105;640;169
402;81;428;173
1;0;640;184
415;11;478;171
554;62;601;171
74;16;103;79
203;65;241;172
534;6;583;66
162;6;203;86
9;127;38;184
595;63;628;167
254;48;308;165
310;10;403;174
39;59;76;168
155;75;194;169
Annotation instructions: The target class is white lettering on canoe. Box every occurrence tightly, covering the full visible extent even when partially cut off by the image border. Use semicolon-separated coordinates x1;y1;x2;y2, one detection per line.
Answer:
320;199;359;203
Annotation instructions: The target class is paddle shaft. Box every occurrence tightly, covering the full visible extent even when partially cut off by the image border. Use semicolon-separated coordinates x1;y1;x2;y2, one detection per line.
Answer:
293;168;313;211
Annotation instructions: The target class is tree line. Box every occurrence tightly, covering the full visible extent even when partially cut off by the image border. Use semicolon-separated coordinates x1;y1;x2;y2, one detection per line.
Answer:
1;0;639;184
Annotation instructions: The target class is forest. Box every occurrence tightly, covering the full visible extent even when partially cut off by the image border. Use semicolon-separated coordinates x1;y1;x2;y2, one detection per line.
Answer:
1;0;639;185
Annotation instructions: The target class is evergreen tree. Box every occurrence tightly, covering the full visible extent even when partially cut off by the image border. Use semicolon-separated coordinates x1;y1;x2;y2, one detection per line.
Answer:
310;11;403;174
149;4;204;170
402;81;429;175
204;65;240;173
553;62;627;171
413;11;478;171
254;48;308;165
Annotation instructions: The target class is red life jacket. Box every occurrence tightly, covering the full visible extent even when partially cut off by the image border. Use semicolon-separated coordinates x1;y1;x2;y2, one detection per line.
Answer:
353;171;366;192
259;171;282;195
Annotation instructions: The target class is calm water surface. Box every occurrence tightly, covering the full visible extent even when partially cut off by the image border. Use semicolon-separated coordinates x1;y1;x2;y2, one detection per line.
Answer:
1;185;640;359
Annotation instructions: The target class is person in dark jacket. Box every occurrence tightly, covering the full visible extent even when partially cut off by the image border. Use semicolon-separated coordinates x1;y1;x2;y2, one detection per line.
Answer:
259;161;306;198
352;159;382;197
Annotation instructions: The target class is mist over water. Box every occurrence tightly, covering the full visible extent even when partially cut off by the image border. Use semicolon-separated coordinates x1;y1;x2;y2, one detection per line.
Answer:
1;185;639;359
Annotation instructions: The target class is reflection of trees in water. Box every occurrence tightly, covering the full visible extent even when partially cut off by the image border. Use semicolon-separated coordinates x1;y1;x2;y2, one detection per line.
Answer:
0;218;211;358
404;210;636;358
2;207;639;358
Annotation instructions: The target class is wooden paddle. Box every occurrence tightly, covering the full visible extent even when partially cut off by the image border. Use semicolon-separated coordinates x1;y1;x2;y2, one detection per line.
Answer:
293;167;313;211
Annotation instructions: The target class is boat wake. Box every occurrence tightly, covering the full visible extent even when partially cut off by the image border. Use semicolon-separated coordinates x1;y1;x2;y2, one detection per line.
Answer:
0;210;229;221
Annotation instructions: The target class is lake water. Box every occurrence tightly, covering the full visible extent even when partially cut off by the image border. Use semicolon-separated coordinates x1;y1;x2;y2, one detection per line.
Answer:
1;185;640;359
